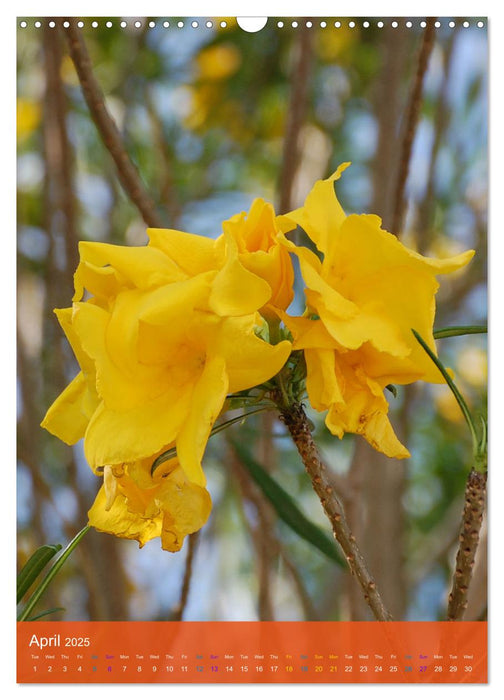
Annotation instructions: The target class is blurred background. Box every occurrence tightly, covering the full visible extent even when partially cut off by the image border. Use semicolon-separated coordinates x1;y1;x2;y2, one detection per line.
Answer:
17;16;487;622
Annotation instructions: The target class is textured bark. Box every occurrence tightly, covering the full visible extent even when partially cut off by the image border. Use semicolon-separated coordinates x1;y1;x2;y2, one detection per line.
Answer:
280;403;393;621
464;515;487;621
447;470;487;621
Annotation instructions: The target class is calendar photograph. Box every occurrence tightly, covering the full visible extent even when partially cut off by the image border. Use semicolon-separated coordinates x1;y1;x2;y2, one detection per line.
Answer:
16;15;488;683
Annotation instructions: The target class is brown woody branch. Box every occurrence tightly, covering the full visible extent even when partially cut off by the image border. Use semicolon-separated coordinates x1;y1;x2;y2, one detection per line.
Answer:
62;20;164;228
391;19;437;235
279;402;393;621
447;469;487;621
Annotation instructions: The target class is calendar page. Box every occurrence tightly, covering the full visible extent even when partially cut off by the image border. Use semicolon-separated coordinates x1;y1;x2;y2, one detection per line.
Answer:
16;15;488;685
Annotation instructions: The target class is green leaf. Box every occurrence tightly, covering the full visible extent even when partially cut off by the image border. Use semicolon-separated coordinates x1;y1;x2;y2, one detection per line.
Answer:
412;328;487;473
27;607;66;622
17;544;62;604
433;325;487;339
230;439;345;567
18;526;90;622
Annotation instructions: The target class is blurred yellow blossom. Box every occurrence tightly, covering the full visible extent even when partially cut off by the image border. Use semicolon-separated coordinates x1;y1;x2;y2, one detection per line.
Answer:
457;346;487;388
196;44;242;81
17;98;41;141
316;25;358;62
434;385;466;425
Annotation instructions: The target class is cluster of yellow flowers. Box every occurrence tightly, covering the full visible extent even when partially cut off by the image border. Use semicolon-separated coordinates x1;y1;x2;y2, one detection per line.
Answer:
42;165;474;551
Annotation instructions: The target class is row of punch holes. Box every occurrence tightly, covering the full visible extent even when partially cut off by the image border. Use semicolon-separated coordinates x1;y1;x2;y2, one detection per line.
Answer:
18;18;486;30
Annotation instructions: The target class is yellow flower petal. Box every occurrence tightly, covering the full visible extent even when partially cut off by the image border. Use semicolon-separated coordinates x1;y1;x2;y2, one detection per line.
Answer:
88;457;212;551
277;313;337;350
54;307;95;377
323;213;474;283
74;241;184;302
88;484;161;548
277;163;350;251
147;227;216;276
281;234;357;320
103;465;118;510
159;477;212;552
176;354;229;485
84;390;192;470
41;372;93;445
223;199;275;253
304;348;344;410
222;200;295;312
322;355;410;459
208;315;291;391
71;302;152;411
209;233;272;316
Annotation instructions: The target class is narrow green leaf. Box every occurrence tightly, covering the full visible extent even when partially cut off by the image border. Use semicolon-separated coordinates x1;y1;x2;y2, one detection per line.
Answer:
412;328;486;472
17;544;62;604
230;440;345;567
27;607;66;622
18;526;90;622
434;325;487;339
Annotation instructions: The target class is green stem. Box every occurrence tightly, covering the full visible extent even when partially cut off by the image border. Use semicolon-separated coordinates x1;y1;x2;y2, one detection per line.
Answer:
18;526;90;622
434;325;487;339
277;370;292;409
412;329;486;471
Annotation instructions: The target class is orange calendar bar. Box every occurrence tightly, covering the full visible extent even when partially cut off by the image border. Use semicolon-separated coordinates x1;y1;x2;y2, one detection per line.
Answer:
17;620;487;683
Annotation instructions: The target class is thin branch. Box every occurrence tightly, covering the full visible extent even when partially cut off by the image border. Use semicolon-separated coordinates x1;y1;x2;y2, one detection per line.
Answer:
279;402;393;621
391;19;437;235
278;547;320;621
416;29;457;251
278;21;313;214
172;532;200;621
229;444;277;620
43;23;79;283
62;20;164;228
447;469;487;620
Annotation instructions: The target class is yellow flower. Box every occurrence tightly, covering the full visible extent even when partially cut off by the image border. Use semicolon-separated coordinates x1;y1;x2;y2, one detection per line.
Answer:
42;220;292;548
88;452;212;552
221;198;295;314
278;164;475;458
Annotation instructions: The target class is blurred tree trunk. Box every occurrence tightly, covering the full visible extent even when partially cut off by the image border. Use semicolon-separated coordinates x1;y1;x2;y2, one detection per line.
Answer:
344;26;411;620
40;25;130;621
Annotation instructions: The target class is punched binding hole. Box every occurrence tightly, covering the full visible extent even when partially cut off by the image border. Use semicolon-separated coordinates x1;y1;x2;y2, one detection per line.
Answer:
237;17;268;32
